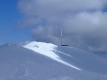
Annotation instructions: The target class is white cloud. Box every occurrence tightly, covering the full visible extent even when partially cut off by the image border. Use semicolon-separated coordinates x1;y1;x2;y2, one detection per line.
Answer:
18;0;107;51
19;0;105;15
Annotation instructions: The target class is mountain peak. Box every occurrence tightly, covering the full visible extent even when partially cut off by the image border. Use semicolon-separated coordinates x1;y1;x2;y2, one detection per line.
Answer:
23;41;59;59
23;41;81;70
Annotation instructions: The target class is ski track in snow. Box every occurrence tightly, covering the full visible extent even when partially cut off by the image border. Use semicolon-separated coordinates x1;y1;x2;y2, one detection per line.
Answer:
23;41;81;70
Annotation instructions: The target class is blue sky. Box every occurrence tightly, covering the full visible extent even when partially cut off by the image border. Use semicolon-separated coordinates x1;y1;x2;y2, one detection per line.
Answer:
1;0;107;51
0;0;32;44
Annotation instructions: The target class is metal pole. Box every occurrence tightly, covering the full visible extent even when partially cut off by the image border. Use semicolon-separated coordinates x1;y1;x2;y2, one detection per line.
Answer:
61;27;63;46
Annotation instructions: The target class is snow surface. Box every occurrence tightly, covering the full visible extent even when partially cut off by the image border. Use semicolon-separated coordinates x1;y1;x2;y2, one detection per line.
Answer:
23;41;81;70
1;41;107;80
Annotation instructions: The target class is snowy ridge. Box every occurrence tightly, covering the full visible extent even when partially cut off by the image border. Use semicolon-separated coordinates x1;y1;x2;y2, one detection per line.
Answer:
23;41;81;70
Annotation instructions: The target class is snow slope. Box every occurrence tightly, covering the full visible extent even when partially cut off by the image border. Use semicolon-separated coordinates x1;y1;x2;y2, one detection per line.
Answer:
23;41;107;74
23;41;81;70
1;41;107;80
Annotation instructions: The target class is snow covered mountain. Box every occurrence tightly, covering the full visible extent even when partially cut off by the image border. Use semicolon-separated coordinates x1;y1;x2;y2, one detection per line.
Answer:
23;41;81;70
0;41;107;80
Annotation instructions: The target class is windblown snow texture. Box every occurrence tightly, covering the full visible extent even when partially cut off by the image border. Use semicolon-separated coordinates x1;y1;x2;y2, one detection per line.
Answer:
0;41;107;80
